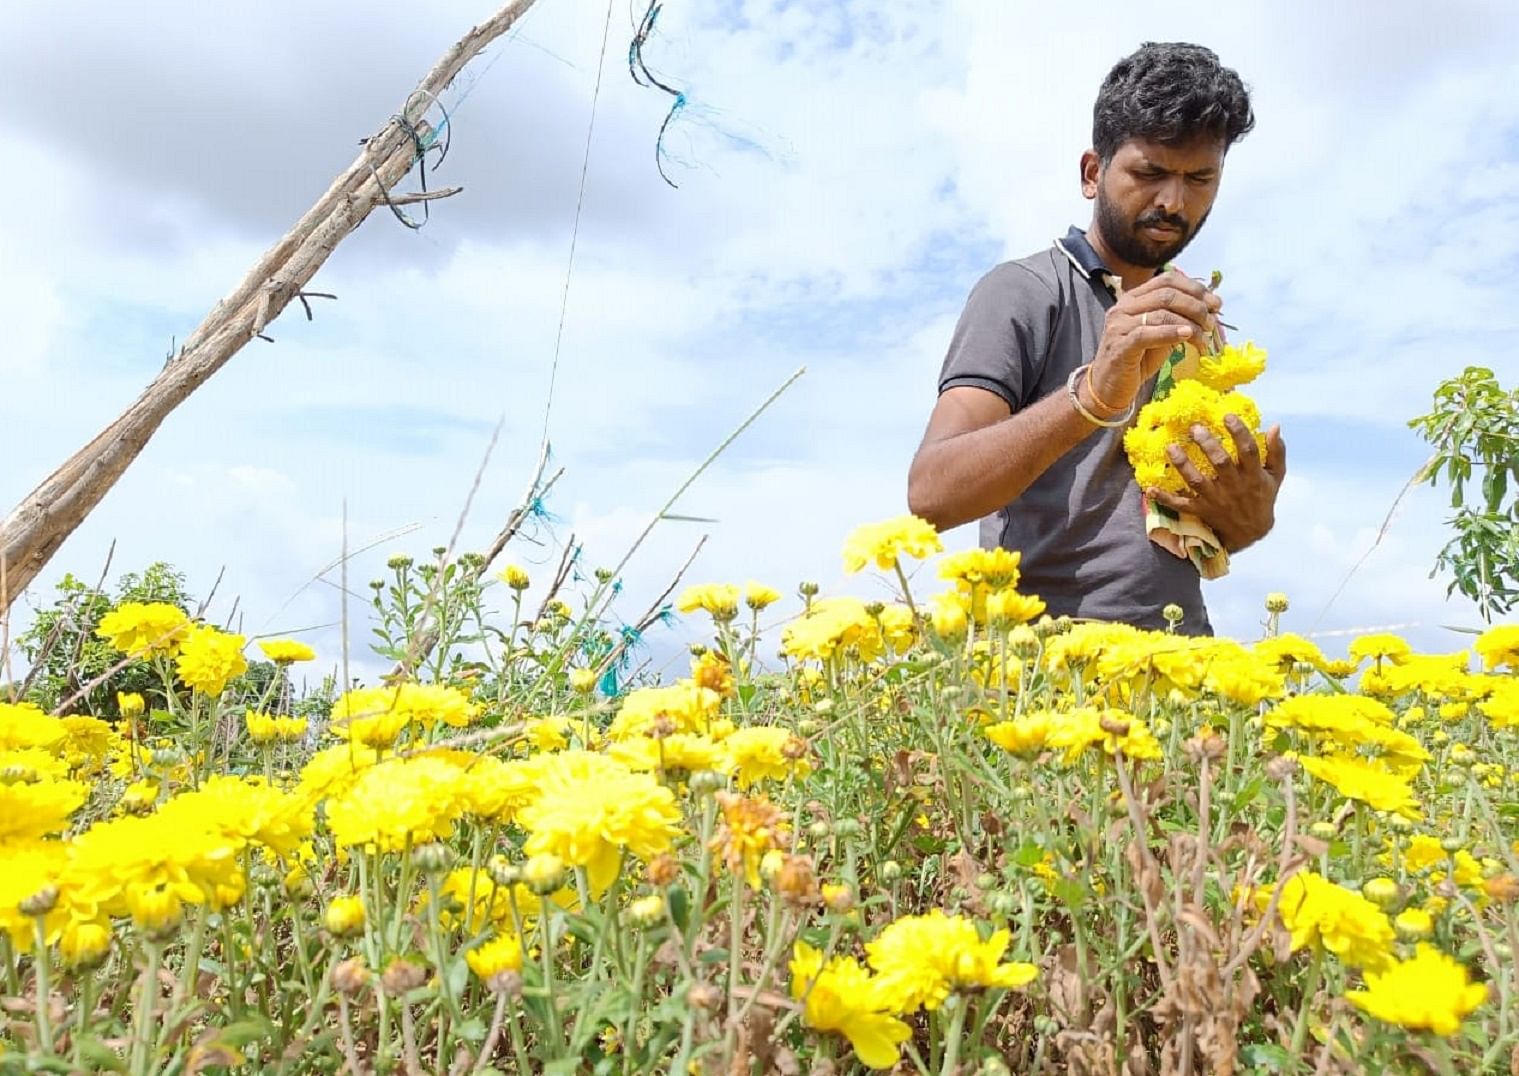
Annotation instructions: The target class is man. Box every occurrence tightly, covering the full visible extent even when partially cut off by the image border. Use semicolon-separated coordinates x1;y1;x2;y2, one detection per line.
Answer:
906;42;1286;635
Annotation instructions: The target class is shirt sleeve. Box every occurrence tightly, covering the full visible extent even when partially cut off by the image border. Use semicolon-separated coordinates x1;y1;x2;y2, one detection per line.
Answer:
936;263;1059;413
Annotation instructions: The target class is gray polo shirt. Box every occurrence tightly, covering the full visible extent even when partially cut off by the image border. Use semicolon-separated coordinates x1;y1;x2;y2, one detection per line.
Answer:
936;226;1211;635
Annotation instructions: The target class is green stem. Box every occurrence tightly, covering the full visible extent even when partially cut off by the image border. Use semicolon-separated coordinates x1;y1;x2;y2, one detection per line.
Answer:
939;994;970;1076
32;916;54;1056
1290;948;1325;1058
131;942;163;1076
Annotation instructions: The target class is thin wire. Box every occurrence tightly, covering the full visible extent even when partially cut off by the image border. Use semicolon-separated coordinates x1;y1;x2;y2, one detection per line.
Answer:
539;0;618;455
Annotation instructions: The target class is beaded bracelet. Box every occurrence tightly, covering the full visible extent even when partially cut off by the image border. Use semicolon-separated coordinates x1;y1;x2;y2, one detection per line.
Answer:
1067;363;1136;428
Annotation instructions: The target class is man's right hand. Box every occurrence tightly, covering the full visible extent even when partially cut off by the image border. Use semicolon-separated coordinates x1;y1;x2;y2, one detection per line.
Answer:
1087;270;1222;414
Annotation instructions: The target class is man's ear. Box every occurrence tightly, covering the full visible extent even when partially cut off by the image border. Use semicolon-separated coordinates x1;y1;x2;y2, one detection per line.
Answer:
1080;149;1101;200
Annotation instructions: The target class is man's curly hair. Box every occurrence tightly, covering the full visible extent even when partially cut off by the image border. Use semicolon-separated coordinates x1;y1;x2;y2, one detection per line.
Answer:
1093;42;1254;163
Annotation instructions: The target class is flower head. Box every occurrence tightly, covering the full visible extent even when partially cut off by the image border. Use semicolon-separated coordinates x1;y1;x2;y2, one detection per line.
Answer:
1346;944;1486;1035
789;941;911;1069
866;909;1038;1013
175;625;248;696
95;602;190;658
841;516;942;574
1474;624;1519;671
258;638;316;664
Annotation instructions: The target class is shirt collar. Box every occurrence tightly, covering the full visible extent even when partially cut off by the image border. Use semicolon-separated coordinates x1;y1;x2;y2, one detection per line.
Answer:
1054;225;1111;278
1054;225;1122;297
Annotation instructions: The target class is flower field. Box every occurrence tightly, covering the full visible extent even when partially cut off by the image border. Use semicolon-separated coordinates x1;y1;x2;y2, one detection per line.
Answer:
3;519;1518;1075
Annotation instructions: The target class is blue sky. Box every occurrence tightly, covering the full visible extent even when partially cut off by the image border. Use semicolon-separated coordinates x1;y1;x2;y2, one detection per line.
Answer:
3;0;1518;682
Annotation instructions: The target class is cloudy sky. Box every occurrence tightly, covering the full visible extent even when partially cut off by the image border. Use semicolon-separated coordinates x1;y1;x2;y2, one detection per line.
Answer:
3;0;1517;682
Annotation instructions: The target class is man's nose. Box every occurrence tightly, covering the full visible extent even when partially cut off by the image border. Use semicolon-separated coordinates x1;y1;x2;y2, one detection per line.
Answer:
1154;177;1186;216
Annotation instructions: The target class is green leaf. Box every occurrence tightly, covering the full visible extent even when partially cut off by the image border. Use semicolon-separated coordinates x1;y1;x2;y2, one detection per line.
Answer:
214;1014;275;1048
1012;841;1045;867
1230;776;1265;813
667;884;690;931
445;954;470;998
544;1061;582;1076
75;1037;128;1072
1239;1043;1293;1071
699;947;731;965
454;1017;487;1042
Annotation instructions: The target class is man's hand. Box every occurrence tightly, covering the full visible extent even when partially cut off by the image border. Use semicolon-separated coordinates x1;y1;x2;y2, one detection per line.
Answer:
1087;270;1223;415
1147;416;1287;554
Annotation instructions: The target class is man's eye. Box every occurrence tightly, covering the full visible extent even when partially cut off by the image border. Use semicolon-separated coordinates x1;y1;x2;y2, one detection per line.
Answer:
1187;174;1216;185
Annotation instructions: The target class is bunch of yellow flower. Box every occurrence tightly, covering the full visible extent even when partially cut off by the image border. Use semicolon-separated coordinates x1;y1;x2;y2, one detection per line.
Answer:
1346;944;1487;1035
1124;377;1268;496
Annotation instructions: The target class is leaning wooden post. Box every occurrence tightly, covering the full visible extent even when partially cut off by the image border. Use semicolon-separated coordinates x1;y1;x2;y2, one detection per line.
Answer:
0;0;541;612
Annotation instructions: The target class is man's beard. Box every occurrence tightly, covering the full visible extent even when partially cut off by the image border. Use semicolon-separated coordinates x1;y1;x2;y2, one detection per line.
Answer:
1094;186;1208;269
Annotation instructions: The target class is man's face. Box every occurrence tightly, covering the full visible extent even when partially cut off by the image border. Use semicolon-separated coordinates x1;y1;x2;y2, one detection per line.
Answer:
1087;137;1226;269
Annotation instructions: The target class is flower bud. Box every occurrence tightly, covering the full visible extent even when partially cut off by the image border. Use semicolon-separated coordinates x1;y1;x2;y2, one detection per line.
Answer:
687;982;722;1010
626;894;665;927
20;885;58;918
688;770;726;796
1265;592;1289;614
1361;877;1400;909
324;895;367;938
1393;907;1433;941
1440;836;1465;855
522;853;568;896
833;817;861;838
807;821;832;840
1308;822;1337;842
386;554;413;570
411;842;454;875
879;860;903;883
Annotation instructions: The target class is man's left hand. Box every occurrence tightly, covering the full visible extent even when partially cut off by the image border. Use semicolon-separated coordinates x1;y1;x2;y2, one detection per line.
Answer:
1147;417;1287;554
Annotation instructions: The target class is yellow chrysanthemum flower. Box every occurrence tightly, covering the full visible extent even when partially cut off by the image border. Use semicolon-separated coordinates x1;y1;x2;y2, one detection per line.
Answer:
0;702;67;753
865;909;1039;1014
743;581;782;611
467;933;524;980
782;597;885;664
1266;870;1395;970
1194;341;1267;392
840;515;942;574
723;726;810;789
789;941;911;1070
608;681;723;740
0;776;89;842
515;750;682;896
1346;944;1486;1035
326;756;469;852
1474;624;1519;671
257;638;316;664
938;548;1022;590
95;601;191;657
676;583;741;621
174;625;248;696
1298;754;1421;819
